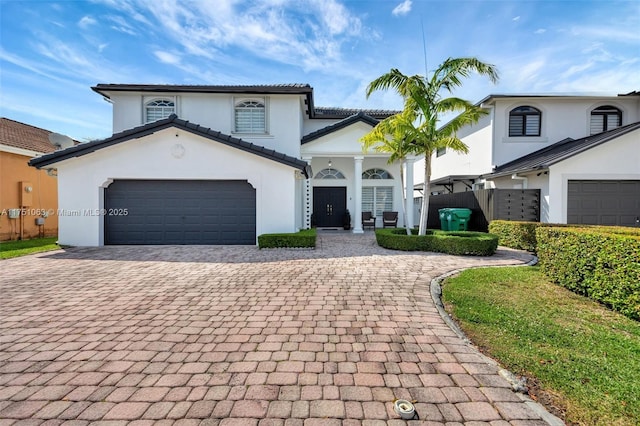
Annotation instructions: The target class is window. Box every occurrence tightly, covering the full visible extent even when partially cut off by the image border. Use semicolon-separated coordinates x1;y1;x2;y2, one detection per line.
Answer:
235;99;266;133
362;168;393;179
146;99;175;123
314;168;345;179
436;147;446;157
362;187;393;218
590;105;621;134
508;106;541;137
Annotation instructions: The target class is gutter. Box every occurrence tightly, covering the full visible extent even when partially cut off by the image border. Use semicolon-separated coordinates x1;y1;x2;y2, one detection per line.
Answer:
511;173;528;188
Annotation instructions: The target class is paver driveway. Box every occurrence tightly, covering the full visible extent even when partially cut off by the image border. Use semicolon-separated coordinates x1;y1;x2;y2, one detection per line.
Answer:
0;232;558;425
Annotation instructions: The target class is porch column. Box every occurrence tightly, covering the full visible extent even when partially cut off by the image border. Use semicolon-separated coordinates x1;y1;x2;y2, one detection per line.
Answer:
405;156;415;229
353;156;364;233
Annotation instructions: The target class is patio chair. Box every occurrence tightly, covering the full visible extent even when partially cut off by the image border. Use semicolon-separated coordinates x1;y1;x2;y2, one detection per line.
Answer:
382;211;398;228
362;211;376;230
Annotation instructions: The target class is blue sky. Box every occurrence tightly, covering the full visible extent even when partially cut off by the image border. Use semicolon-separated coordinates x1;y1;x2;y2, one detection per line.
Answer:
1;0;639;141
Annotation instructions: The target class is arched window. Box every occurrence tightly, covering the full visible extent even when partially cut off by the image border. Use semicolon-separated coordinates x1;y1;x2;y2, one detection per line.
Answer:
235;99;266;133
146;99;175;123
508;106;541;137
314;168;345;179
362;168;393;179
590;105;621;134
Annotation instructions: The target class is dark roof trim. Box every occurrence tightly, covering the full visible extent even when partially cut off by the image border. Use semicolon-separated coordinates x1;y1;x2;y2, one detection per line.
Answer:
301;111;380;144
312;107;399;120
484;121;640;178
476;92;637;106
430;175;479;186
29;115;310;176
92;83;314;97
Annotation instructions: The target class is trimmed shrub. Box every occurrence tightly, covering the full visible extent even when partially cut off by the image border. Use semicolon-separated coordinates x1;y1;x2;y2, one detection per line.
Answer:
375;228;498;256
489;220;540;252
258;229;316;249
489;220;640;253
537;226;640;320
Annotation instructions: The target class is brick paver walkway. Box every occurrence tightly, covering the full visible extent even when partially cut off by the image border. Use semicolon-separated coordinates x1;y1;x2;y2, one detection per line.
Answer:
0;232;560;425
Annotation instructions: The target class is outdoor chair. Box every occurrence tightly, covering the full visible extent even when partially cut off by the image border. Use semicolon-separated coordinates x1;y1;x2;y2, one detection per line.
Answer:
382;211;398;228
362;211;376;230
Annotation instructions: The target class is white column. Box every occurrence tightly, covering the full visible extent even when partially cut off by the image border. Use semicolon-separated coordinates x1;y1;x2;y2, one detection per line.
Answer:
353;156;364;233
405;157;415;229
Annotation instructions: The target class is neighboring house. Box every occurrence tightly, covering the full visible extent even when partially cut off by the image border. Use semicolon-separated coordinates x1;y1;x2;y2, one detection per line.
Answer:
0;118;61;240
30;84;410;246
418;91;640;226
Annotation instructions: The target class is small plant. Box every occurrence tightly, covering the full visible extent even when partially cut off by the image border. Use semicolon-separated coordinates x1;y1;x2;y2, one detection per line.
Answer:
257;229;316;249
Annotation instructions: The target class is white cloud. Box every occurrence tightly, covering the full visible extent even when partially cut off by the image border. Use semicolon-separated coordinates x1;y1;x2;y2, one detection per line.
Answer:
512;16;520;21
392;0;412;17
78;16;97;29
119;0;365;73
154;51;181;65
534;28;546;34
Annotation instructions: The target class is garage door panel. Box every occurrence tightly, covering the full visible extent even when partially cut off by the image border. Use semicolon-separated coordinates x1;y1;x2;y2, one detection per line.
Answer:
105;180;256;245
567;180;639;227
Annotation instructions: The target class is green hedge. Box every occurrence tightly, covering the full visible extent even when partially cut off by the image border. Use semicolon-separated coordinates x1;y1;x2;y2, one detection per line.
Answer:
489;220;640;252
375;228;498;256
258;229;316;249
537;226;640;320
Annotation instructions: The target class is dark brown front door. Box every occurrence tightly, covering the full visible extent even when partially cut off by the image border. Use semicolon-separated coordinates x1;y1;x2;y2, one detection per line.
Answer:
313;187;347;227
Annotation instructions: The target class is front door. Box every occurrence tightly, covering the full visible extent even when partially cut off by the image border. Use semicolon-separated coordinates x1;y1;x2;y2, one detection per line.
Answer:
313;187;347;227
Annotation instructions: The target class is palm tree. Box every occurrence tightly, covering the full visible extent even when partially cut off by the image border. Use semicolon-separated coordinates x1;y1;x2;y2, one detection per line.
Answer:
360;109;417;234
365;57;499;235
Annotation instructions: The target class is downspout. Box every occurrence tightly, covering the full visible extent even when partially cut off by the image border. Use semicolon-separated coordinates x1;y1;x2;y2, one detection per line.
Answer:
511;173;528;189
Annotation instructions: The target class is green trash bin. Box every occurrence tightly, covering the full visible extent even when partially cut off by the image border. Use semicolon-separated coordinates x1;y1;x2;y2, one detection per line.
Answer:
438;208;451;231
447;208;472;231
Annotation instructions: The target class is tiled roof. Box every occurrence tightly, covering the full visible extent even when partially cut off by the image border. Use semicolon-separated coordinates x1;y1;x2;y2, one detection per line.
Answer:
0;117;59;154
485;121;640;178
301;111;380;144
92;84;313;98
29;115;310;176
313;107;399;119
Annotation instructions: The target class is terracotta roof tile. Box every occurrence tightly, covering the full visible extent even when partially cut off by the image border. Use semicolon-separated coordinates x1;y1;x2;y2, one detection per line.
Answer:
0;118;60;154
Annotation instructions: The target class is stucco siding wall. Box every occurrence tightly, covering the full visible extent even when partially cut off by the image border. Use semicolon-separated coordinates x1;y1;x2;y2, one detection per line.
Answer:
492;97;639;166
0;151;59;240
547;129;640;223
110;93;304;158
54;128;297;246
430;113;494;181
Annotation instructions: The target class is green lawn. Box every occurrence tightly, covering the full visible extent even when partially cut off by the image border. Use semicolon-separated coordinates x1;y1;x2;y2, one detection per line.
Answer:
0;237;61;259
442;266;640;426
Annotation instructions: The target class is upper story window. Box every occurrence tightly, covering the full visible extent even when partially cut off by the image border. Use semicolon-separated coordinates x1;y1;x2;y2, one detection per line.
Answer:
436;147;446;157
590;105;621;135
235;98;266;134
315;168;345;179
363;168;393;179
145;99;175;123
508;106;541;137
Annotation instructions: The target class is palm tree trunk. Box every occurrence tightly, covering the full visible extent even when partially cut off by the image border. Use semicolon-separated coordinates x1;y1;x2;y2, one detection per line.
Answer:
400;160;410;235
418;155;431;235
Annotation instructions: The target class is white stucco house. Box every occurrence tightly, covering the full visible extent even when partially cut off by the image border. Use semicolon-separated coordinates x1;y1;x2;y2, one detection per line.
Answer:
417;91;640;227
30;84;415;246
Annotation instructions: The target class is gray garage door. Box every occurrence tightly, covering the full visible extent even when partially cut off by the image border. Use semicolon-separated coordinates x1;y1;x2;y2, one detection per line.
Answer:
567;180;640;227
105;180;256;245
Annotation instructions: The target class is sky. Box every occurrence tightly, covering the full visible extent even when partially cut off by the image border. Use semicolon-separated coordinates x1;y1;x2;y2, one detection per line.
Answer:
1;0;639;141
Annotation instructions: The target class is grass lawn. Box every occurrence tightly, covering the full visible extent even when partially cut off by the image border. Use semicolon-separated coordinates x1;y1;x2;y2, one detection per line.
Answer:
0;237;61;259
442;266;640;426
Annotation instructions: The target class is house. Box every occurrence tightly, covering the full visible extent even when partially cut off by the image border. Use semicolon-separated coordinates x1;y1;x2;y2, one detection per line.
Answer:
419;92;640;227
0;118;62;241
30;84;411;246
